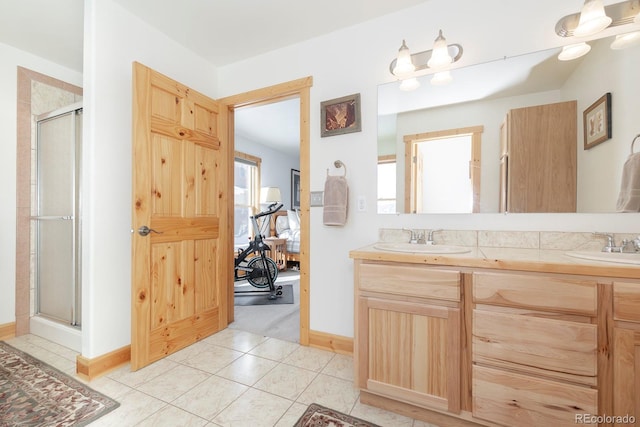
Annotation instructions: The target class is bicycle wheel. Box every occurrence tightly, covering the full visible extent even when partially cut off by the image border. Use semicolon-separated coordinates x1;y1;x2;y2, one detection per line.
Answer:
246;256;279;288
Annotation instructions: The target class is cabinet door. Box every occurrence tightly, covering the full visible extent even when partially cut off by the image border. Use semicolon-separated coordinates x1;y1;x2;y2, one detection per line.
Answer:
613;328;640;425
358;297;461;414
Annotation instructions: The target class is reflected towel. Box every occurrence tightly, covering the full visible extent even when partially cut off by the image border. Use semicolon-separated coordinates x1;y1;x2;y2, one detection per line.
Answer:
323;175;348;226
616;153;640;212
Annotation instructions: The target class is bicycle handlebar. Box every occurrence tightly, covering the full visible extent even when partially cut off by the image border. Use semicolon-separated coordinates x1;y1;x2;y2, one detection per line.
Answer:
253;202;284;219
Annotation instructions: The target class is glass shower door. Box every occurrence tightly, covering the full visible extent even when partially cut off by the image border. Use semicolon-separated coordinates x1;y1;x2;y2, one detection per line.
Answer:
34;104;82;327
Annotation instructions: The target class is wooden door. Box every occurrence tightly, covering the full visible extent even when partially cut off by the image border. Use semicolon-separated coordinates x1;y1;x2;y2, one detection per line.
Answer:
131;62;230;370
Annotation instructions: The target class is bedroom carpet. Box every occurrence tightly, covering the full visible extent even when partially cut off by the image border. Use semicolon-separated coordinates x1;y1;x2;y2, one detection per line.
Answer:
230;271;300;343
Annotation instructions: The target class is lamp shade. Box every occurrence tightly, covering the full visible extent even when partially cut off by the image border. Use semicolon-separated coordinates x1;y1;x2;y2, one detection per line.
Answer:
393;40;415;77
558;42;591;61
573;0;612;37
260;186;282;203
399;77;420;91
610;31;640;49
427;30;453;70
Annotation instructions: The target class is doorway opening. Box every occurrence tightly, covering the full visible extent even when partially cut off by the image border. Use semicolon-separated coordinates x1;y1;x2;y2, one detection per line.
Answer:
220;77;312;346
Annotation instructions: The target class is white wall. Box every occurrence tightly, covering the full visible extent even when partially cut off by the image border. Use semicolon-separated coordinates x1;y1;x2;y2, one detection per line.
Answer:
0;42;82;325
80;0;218;357
217;0;640;338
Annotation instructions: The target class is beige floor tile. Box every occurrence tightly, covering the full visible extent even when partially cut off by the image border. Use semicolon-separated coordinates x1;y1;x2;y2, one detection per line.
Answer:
137;364;212;402
212;387;293;427
180;343;244;374
283;345;335;372
172;375;248;420
107;358;179;388
321;353;354;381
215;353;278;386
83;375;134;400
248;337;299;361
412;420;442;427
88;388;167;427
253;363;318;401
274;402;308;427
203;328;268;352
350;400;414;427
296;373;360;414
136;404;209;427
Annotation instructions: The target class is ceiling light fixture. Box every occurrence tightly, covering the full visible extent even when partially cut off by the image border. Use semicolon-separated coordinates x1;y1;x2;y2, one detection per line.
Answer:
573;0;612;37
427;30;453;69
556;0;640;37
558;42;592;61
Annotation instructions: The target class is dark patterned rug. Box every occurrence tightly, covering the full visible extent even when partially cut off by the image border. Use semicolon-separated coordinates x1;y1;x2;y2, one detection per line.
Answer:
294;403;381;427
0;341;119;426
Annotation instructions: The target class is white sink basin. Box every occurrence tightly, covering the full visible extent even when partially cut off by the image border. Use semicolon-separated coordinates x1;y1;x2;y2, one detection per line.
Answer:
374;242;471;254
565;251;640;266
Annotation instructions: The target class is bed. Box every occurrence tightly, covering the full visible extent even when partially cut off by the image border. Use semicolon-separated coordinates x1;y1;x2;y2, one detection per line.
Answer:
270;210;301;264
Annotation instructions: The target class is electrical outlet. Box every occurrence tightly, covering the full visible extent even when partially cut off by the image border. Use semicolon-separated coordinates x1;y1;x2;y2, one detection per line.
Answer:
310;191;324;207
357;195;366;212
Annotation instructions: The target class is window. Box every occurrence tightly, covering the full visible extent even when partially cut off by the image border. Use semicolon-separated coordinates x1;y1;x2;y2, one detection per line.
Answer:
377;155;397;214
234;152;261;247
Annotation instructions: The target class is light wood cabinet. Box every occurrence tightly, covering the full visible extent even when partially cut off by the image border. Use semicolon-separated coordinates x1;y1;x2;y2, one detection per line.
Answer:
354;261;462;415
472;271;600;427
613;282;640;426
499;100;577;213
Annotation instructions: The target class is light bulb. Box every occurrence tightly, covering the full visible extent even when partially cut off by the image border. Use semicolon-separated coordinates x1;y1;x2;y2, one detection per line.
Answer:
399;78;420;91
558;43;591;61
427;30;453;70
392;40;415;77
573;0;612;37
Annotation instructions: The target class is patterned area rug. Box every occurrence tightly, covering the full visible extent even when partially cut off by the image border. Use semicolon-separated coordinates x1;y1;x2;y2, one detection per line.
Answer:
0;341;119;426
294;403;381;427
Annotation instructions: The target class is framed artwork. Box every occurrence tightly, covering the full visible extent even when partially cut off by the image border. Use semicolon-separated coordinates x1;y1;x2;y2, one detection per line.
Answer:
583;92;612;150
291;169;300;209
320;93;361;137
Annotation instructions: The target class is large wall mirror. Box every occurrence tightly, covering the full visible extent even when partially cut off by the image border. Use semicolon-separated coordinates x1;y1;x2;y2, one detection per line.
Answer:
377;35;640;214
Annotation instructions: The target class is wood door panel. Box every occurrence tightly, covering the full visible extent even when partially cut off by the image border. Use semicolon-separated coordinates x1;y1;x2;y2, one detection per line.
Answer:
132;62;228;370
613;328;640;424
473;309;597;382
613;281;640;323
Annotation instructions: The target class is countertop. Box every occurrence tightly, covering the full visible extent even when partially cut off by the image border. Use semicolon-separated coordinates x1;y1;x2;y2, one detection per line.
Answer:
349;244;640;280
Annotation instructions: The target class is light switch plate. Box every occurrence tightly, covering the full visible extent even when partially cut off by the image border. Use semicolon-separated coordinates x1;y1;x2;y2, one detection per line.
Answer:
310;191;324;207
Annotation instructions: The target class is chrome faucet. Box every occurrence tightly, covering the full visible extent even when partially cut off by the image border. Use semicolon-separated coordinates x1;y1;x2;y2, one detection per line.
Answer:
425;229;442;245
621;236;640;253
594;232;622;253
403;228;424;244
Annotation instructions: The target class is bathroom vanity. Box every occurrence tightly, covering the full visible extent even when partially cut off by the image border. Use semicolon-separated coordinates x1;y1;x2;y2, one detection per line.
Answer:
350;244;640;427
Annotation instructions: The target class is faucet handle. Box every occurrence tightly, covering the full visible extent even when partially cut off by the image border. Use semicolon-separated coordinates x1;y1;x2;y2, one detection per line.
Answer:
594;232;615;252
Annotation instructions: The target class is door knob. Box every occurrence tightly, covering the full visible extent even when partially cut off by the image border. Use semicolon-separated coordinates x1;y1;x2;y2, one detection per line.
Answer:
137;225;162;236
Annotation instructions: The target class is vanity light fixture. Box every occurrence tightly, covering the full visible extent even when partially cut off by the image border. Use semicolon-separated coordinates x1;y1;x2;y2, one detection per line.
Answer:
573;0;612;37
399;77;420;91
610;30;640;48
430;71;453;86
556;0;640;37
392;40;416;77
558;42;592;61
389;30;463;90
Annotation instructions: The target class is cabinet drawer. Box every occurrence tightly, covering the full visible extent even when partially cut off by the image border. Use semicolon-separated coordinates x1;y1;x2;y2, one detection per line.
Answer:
614;281;640;323
473;365;597;427
473;309;597;385
473;271;597;315
359;263;460;302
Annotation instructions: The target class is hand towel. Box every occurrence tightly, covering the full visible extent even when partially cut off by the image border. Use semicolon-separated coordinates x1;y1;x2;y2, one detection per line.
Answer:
323;175;348;226
616;152;640;212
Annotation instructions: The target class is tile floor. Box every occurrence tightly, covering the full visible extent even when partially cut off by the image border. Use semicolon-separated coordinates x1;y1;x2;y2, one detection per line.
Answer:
6;331;440;427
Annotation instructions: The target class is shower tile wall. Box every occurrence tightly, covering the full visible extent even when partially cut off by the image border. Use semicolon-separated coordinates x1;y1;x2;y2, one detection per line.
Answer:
15;67;82;335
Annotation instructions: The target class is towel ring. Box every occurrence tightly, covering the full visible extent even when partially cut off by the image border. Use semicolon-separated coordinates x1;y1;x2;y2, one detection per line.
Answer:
327;160;347;177
632;134;640;155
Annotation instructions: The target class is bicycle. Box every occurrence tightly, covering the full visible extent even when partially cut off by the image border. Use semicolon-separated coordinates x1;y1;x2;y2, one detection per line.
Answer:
234;202;284;300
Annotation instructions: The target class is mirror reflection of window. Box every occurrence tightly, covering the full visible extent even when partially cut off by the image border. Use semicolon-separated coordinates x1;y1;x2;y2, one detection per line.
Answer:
377;155;396;213
415;136;472;213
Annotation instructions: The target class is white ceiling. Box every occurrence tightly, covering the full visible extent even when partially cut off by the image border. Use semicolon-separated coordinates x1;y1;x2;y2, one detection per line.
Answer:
0;0;431;156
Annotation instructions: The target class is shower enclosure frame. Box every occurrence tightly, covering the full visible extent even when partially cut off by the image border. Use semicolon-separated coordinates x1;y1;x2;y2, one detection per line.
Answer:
32;101;83;328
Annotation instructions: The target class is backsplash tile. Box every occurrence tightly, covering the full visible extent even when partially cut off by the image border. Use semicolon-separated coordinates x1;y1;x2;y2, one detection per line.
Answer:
478;231;539;249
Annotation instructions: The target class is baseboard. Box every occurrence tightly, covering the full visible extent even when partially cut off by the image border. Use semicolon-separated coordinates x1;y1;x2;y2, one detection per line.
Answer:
76;345;130;381
308;329;353;355
0;322;16;341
